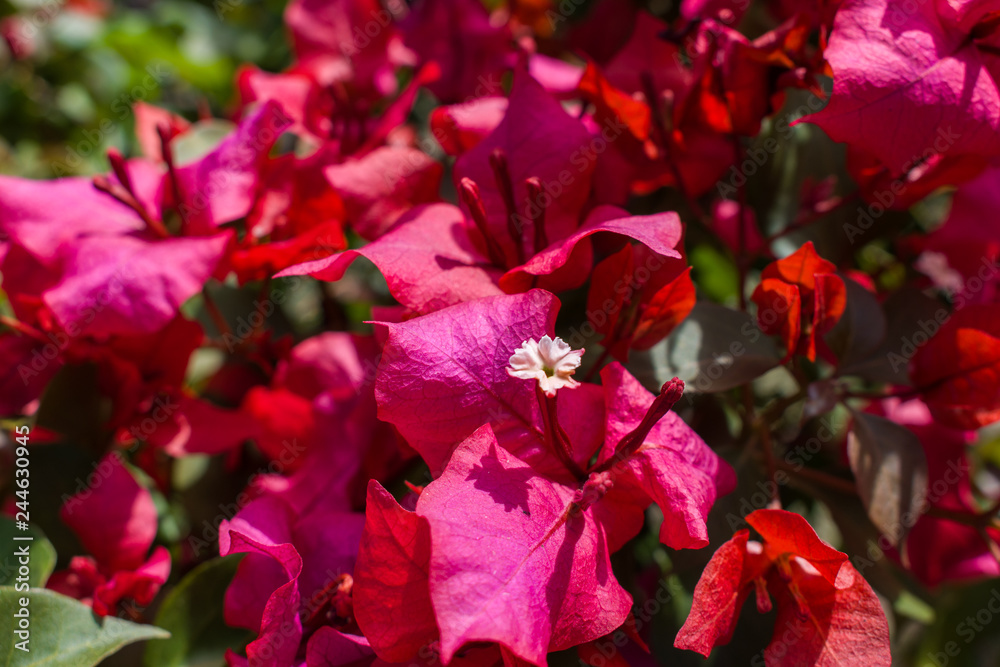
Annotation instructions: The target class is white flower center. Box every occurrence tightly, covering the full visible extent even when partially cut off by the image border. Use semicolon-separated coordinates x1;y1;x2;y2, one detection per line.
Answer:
507;336;584;396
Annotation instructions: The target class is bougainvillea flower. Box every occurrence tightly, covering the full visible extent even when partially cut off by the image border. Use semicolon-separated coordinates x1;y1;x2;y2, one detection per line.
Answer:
911;304;1000;429
371;288;734;524
400;0;514;102
357;343;732;664
751;241;846;362
413;424;634;665
847;147;987;215
675;509;891;666
94;315;206;429
48;453;170;616
45;232;231;338
352;481;438;660
236;332;404;484
449;71;600;259
679;20;774;138
803;0;1000;175
0;174;148;265
586;243;696;362
507;335;584;396
279;74;683;314
0;146;234;339
359;325;733;664
249;332;407;509
580;13;735;197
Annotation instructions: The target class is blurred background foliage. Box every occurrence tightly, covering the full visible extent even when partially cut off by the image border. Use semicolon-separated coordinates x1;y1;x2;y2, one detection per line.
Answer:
0;0;289;177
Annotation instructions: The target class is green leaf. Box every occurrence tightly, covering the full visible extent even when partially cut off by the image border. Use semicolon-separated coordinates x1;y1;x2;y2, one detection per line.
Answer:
170;120;235;165
690;245;739;305
0;587;169;667
0;519;56;588
642;302;782;393
847;411;929;550
143;555;250;667
894;589;935;624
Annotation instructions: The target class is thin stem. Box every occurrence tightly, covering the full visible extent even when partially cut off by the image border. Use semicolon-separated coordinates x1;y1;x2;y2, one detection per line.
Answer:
584;346;613;383
775;460;858;496
841;387;921;401
537;386;587;481
767;192;861;243
202;288;233;339
0;316;50;345
158;124;188;229
93;175;169;239
640;71;707;223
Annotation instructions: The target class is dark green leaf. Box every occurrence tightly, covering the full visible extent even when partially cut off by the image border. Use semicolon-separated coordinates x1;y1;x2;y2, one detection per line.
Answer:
847;411;929;549
642;302;782;393
826;275;887;368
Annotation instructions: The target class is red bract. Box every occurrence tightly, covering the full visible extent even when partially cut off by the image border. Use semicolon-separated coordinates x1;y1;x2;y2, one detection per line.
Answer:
285;0;407;98
324;145;443;241
586;244;695;361
175;102;293;234
352;482;437;661
675;509;890;667
751;241;846;362
804;0;1000;175
48;453;170;616
910;304;1000;429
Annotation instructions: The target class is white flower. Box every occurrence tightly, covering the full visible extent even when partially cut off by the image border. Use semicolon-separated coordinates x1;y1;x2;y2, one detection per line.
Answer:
506;336;584;396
